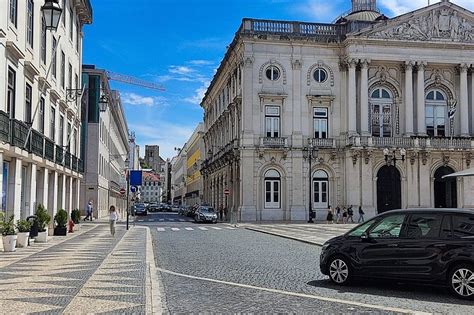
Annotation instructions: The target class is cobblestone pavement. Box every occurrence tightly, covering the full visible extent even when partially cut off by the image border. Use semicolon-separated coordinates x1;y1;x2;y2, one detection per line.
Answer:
0;224;152;314
242;222;357;245
152;218;474;314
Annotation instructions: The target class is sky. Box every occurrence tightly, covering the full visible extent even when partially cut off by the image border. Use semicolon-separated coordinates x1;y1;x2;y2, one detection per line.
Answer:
82;0;474;159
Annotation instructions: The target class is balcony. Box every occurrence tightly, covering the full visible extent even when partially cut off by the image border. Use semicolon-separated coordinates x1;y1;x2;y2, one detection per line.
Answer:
347;136;474;150
55;145;63;165
31;130;44;157
64;151;71;168
44;138;55;162
11;120;30;150
72;155;78;171
0;111;10;143
260;137;288;148
310;138;336;148
78;159;84;173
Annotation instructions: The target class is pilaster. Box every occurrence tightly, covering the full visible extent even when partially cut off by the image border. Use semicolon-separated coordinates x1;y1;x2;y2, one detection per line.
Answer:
416;62;427;135
28;163;37;217
360;59;370;136
404;61;414;136
348;59;357;135
460;63;469;137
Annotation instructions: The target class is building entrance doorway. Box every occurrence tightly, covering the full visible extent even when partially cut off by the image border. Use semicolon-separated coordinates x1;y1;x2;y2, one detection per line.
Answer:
376;165;401;213
434;166;457;208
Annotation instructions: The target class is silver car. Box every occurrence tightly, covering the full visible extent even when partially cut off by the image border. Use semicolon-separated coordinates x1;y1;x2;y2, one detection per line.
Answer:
194;206;218;223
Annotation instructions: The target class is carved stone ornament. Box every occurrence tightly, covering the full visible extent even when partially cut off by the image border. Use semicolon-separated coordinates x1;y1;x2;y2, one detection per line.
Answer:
330;150;337;161
442;155;450;166
352;151;359;166
410;152;417;165
369;8;474;42
421;151;429;165
364;150;371;165
466;152;472;168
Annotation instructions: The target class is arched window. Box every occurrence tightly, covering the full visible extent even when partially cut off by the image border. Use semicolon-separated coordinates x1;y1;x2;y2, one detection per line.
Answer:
370;87;393;137
265;66;280;81
313;170;329;209
264;169;280;209
426;89;447;137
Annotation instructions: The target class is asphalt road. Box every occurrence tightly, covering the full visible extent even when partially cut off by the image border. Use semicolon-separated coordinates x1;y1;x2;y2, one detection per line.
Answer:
138;212;474;314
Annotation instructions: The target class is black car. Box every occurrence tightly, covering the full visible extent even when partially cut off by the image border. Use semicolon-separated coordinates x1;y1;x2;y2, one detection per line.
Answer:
320;209;474;299
134;203;148;216
194;206;218;223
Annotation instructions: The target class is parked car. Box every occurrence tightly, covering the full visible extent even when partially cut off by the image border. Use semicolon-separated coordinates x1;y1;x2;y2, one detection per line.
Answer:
320;208;474;299
134;203;148;216
171;205;180;212
194;206;218;223
148;203;160;212
178;206;187;215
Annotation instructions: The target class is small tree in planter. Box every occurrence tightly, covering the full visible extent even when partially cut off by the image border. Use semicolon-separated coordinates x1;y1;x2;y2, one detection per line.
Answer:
71;209;81;224
54;209;68;236
35;204;51;243
16;219;31;248
1;215;17;252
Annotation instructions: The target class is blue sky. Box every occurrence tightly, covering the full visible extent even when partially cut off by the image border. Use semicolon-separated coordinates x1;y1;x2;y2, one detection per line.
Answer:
82;0;474;159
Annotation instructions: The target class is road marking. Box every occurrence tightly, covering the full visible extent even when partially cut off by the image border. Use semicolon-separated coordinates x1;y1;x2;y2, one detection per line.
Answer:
147;219;154;222
159;219;164;222
225;227;236;230
155;266;431;315
211;227;221;230
169;219;175;221
138;220;144;222
157;228;165;232
171;228;180;231
179;219;185;222
198;227;208;231
184;227;194;231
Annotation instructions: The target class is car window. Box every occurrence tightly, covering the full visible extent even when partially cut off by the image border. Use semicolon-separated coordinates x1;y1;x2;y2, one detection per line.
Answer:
347;219;376;237
405;214;443;238
369;214;406;238
452;215;474;238
440;215;452;238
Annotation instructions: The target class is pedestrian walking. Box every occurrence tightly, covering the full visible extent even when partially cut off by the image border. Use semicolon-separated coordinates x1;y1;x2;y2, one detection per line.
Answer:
342;207;348;224
84;200;93;221
347;205;354;223
219;204;224;221
109;205;119;236
335;206;341;223
358;206;365;223
326;206;334;224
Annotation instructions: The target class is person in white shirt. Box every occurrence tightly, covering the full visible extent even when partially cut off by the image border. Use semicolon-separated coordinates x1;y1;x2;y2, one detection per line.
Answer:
109;205;119;236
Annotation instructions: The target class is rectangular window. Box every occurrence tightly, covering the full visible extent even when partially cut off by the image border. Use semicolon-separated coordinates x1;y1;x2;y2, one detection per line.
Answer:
50;107;56;141
9;0;18;27
73;128;77;155
52;37;57;78
25;83;33;124
41;18;47;64
39;97;45;134
264;179;280;208
69;6;73;41
61;51;65;88
59;115;64;146
62;0;66;26
313;107;328;139
265;106;280;138
75;73;79;89
27;0;34;48
76;20;80;51
405;214;443;238
452;215;474;238
67;121;71;151
68;63;73;89
7;67;16;118
371;104;392;138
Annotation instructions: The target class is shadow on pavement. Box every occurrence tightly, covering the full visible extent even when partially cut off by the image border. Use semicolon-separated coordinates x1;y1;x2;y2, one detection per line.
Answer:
306;279;474;306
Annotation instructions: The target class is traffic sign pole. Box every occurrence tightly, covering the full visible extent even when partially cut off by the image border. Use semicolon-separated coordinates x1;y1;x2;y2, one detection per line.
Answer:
126;171;130;231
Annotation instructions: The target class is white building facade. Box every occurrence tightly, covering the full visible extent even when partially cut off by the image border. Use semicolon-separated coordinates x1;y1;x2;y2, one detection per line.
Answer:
81;66;129;219
141;172;161;203
201;0;474;222
171;150;186;205
0;0;92;228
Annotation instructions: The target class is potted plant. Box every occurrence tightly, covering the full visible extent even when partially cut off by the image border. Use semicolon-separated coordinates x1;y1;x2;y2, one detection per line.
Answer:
16;219;31;248
71;209;81;224
35;204;51;243
54;209;68;236
1;215;17;252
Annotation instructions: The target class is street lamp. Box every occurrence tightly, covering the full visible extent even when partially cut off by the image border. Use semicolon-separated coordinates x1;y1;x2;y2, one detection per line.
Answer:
383;148;406;166
42;0;63;31
99;94;109;112
303;139;318;223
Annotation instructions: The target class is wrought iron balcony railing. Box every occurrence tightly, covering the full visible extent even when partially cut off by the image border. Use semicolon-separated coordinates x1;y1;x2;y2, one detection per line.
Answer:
64;151;71;168
31;130;44;157
55;145;63;165
78;159;84;173
72;155;78;171
0;111;10;143
11;120;30;150
310;138;336;148
44;138;55;162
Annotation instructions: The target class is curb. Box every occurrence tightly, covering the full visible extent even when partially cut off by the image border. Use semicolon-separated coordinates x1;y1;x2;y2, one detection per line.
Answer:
244;227;324;247
145;226;164;314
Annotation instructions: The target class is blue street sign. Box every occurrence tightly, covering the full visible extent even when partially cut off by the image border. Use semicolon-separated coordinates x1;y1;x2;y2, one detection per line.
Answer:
130;186;137;193
130;170;143;186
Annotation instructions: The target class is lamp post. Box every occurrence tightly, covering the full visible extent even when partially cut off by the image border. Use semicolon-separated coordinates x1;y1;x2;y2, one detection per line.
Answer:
304;139;318;223
383;148;406;166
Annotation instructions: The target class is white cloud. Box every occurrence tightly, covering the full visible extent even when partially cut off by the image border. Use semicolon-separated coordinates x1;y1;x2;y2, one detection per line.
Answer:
184;81;210;106
188;60;215;66
295;0;345;22
121;93;166;107
379;0;474;16
169;66;194;75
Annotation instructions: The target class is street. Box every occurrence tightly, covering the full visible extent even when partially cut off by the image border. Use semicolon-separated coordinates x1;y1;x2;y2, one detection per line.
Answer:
144;212;474;314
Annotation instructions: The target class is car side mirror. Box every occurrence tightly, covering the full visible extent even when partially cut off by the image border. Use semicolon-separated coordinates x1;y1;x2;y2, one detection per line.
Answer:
361;232;370;241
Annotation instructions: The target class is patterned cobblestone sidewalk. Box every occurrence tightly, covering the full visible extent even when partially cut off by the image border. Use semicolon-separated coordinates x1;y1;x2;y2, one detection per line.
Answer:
0;224;158;314
242;223;357;245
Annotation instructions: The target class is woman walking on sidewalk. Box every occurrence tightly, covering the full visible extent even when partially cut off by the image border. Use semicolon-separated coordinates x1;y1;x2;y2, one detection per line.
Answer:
109;205;119;236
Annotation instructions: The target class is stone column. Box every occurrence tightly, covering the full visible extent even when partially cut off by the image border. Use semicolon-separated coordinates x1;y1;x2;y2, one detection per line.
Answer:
360;60;370;135
460;63;469;136
28;163;37;216
76;178;80;210
416;62;427;135
0;152;3;211
51;171;58;216
405;61;414;136
68;176;73;213
348;59;357;135
8;158;22;220
42;168;49;209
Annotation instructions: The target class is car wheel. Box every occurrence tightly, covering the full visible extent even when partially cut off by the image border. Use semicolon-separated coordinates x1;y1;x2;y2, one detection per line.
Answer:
448;264;474;300
328;256;352;285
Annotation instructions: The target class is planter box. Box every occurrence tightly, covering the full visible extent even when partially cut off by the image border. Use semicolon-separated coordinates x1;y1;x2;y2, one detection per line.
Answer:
54;226;67;236
2;235;17;252
36;231;48;243
16;232;30;248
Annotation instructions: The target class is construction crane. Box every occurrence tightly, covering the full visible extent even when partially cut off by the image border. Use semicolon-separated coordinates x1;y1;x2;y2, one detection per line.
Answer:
106;70;165;91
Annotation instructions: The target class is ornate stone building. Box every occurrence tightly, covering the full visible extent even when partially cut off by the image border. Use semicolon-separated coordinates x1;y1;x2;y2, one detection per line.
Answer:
201;0;474;222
